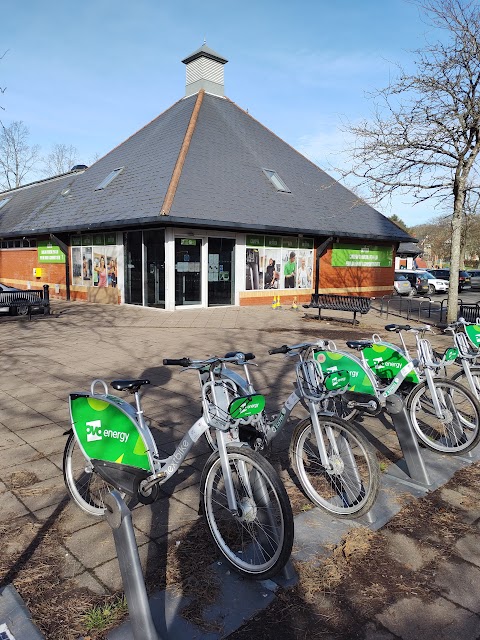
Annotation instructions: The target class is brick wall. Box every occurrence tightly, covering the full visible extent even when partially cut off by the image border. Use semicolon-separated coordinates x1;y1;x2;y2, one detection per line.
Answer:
0;248;67;298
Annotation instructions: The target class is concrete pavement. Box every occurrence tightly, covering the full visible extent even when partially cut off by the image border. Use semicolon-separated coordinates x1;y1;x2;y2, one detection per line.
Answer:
0;300;479;639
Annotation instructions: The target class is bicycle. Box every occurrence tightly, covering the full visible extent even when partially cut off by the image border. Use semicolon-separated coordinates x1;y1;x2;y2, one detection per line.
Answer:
321;324;480;454
441;318;480;400
63;354;294;580
200;343;380;518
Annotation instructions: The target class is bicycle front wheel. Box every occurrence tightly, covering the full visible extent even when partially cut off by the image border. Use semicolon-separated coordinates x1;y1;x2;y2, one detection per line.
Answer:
63;433;135;516
200;447;294;580
290;416;380;517
407;379;480;454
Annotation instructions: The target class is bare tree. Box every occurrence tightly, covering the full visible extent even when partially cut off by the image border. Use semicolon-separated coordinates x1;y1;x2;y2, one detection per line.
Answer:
42;143;79;176
0;50;8;110
0;121;40;191
343;0;480;322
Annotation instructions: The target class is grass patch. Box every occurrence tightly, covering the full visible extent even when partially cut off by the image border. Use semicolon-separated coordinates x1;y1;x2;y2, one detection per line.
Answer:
82;595;128;634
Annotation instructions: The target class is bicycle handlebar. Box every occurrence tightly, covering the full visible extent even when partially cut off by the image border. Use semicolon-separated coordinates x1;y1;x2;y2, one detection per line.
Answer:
163;358;191;367
385;323;432;333
223;351;255;361
269;345;289;355
268;341;328;356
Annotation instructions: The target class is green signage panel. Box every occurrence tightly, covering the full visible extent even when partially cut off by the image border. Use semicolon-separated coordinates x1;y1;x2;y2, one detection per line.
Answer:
93;234;105;246
331;243;393;268
299;238;314;250
37;241;66;263
246;235;264;247
282;237;298;249
71;235;82;247
265;236;282;248
82;234;93;246
105;233;117;245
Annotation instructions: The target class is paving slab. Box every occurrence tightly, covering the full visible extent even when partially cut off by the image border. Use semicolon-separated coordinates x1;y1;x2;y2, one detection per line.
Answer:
0;585;44;640
376;596;480;640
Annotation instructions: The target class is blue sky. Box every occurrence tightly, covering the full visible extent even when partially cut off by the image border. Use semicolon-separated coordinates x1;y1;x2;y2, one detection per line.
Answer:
1;0;439;225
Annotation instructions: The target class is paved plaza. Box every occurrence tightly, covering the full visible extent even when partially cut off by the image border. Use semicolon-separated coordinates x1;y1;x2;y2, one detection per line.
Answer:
1;301;480;639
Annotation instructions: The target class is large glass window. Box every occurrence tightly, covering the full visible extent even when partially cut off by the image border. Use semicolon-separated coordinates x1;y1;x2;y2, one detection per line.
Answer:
245;235;314;290
71;233;119;290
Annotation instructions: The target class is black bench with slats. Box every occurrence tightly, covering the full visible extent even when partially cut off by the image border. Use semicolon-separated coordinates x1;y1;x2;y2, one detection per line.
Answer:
303;293;372;324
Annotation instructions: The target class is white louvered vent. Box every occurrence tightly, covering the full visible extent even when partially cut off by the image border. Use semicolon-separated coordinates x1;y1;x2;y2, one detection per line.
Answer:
182;45;228;98
186;58;224;87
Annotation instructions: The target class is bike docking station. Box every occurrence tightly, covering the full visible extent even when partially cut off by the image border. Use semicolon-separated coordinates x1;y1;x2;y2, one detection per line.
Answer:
106;489;296;640
356;391;480;532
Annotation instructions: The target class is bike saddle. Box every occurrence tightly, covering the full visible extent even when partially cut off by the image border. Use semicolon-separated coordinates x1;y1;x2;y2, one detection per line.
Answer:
346;340;373;351
111;379;151;392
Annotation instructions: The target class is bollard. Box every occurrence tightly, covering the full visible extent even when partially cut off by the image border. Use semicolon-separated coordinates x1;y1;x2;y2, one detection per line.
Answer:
384;394;431;487
104;491;161;640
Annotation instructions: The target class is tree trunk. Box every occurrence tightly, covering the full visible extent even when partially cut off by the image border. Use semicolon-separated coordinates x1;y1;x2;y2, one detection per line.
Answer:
446;185;465;323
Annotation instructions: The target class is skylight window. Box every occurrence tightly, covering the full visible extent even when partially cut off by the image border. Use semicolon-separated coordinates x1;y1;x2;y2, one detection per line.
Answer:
262;169;290;193
0;197;11;210
95;167;124;191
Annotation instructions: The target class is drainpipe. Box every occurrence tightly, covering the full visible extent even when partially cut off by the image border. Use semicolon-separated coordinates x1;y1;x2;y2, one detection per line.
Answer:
49;234;70;301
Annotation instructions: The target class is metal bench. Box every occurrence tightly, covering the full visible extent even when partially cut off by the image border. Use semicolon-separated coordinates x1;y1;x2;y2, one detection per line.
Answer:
303;293;372;324
0;285;50;320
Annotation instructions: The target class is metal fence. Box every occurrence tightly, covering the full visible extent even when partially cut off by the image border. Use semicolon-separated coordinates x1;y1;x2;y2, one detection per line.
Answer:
375;295;480;324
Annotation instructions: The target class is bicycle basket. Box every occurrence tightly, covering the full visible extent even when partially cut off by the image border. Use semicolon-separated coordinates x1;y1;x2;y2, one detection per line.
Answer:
203;380;238;431
296;359;326;401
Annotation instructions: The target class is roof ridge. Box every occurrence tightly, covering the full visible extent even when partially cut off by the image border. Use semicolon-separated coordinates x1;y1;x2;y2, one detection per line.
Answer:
160;89;205;216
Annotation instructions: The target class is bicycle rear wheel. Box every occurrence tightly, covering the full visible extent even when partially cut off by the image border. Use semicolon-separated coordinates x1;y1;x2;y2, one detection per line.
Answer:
407;379;480;454
200;446;293;580
452;367;480;400
63;432;135;516
290;416;379;517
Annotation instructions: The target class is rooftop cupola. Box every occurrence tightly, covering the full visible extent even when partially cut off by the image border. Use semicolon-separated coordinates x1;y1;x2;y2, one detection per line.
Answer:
182;44;228;98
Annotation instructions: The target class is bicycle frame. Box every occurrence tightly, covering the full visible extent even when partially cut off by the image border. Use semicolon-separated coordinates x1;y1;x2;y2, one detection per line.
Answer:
211;344;357;474
69;373;247;514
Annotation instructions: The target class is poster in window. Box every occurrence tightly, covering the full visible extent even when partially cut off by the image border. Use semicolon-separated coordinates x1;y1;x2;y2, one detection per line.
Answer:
93;251;108;287
72;247;83;285
106;246;118;287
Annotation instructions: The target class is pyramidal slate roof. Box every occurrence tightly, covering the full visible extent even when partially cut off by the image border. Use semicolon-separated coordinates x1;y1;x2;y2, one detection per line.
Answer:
0;90;411;242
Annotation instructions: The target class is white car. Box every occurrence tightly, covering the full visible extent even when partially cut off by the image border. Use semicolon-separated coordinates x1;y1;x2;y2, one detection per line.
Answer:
417;270;449;295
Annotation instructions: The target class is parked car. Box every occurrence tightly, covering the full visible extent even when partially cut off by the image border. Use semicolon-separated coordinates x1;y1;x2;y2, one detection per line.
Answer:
416;270;449;295
393;272;413;296
426;269;471;291
0;283;30;316
394;270;429;295
467;270;480;289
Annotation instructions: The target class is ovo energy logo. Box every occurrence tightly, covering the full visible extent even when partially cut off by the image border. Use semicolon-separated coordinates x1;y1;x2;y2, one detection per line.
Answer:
85;419;130;444
86;420;103;442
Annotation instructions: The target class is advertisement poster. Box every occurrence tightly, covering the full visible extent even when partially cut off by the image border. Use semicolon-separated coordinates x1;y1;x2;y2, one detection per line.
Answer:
245;235;314;290
71;240;117;287
331;243;393;268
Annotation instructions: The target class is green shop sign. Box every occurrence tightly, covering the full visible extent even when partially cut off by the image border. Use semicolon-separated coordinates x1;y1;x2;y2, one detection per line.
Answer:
37;241;66;263
246;235;264;247
331;243;392;268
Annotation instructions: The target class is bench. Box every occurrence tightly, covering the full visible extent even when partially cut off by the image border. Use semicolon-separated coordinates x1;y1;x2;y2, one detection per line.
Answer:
0;285;50;320
303;293;372;324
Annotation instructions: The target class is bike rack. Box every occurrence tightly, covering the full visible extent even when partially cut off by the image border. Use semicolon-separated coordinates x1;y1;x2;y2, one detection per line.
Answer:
383;394;431;489
105;491;161;640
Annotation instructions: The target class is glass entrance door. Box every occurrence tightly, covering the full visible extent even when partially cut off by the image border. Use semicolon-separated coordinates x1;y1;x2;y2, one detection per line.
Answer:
124;231;143;305
145;230;165;308
175;238;201;306
208;238;235;306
